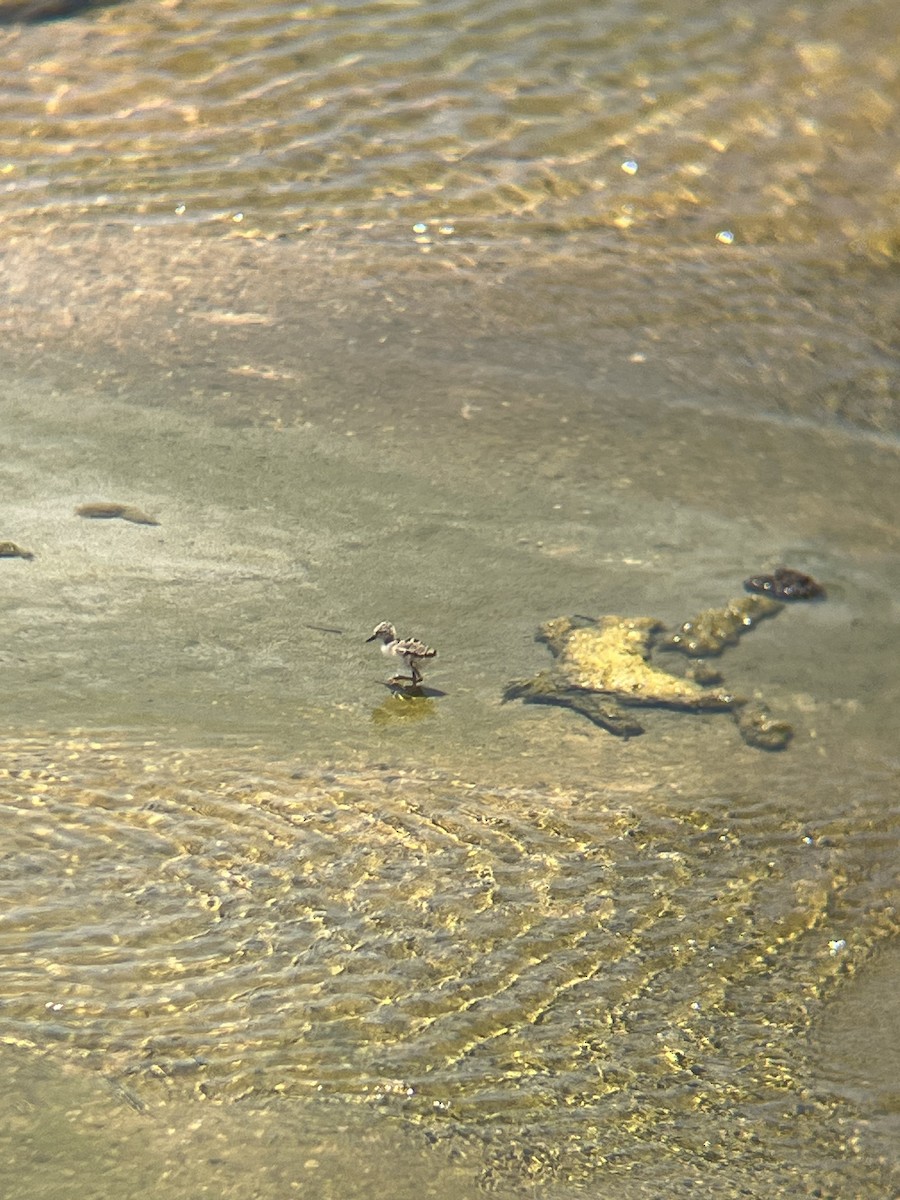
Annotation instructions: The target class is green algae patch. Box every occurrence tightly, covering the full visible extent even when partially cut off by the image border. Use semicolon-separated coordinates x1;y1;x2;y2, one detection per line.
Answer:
540;615;735;705
658;594;783;657
504;602;793;750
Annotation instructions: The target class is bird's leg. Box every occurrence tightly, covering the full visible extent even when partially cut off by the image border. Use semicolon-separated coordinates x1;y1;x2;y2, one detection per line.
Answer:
410;663;423;686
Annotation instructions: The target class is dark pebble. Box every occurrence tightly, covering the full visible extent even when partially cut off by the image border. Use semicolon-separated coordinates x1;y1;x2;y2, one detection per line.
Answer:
744;566;825;601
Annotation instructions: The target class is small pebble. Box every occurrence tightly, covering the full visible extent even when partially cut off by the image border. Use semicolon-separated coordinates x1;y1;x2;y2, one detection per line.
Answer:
744;567;825;601
0;541;34;559
76;502;159;526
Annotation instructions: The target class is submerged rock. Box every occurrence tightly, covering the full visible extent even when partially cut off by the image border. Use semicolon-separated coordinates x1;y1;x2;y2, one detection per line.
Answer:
744;566;826;601
733;701;793;751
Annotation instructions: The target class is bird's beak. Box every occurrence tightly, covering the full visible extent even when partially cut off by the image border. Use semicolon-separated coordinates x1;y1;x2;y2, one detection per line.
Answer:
365;634;378;642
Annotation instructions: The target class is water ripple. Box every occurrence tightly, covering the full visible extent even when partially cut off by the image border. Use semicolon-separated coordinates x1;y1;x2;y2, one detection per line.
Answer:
1;735;896;1190
0;0;896;251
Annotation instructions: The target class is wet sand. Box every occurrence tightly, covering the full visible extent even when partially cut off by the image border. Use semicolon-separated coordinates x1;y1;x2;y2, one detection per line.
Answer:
1;227;898;1197
2;0;898;1187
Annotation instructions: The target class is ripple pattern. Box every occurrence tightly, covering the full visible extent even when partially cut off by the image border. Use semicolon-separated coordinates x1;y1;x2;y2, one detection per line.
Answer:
0;0;896;250
1;737;897;1192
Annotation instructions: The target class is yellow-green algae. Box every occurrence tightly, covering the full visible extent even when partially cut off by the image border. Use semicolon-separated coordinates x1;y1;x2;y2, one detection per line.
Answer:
0;735;897;1197
659;594;783;656
541;615;736;704
505;606;791;748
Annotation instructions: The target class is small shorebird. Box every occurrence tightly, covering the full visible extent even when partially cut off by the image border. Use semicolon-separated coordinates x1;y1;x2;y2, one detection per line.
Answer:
366;621;437;687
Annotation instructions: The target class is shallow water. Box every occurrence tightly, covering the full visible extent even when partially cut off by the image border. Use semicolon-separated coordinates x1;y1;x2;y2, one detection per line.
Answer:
3;233;899;770
1;0;899;1196
1;0;897;259
2;735;898;1198
0;1041;509;1200
2;233;898;1198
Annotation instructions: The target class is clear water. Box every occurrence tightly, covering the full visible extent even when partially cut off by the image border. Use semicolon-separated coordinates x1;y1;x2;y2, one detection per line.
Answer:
1;0;897;261
0;1;898;1196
